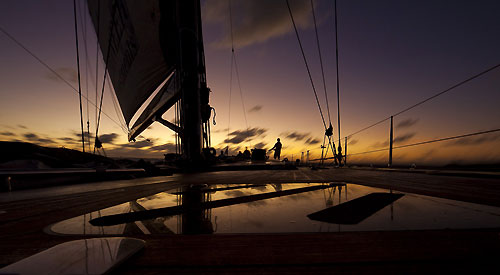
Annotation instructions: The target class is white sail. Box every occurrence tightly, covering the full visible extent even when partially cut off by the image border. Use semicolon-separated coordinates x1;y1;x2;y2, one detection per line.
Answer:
87;0;179;127
129;71;181;141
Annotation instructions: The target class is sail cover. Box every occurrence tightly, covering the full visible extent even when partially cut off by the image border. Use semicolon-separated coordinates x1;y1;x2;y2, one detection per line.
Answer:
87;0;179;126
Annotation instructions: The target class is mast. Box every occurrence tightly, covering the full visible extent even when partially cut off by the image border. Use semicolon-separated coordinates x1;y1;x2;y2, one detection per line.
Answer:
87;0;209;164
177;0;205;162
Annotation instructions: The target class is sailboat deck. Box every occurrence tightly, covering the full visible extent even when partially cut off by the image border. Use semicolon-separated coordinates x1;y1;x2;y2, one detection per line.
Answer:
1;167;500;273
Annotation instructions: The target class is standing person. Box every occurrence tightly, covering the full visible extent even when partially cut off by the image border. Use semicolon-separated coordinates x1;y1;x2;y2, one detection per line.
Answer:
269;138;283;160
337;145;343;167
243;147;251;159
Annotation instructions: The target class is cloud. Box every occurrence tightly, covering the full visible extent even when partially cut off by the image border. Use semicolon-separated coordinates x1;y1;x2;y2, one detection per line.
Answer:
348;139;359;146
371;132;416;148
0;132;15;136
20;132;55;145
98;133;119;144
447;132;500;146
212;127;229;133
281;131;320;145
23;133;39;140
37;138;53;144
394;133;416;144
103;137;165;158
204;0;312;48
17;125;27;129
396;118;419;129
122;140;153;149
248;105;263;113
305;137;320;145
0;124;15;129
149;143;176;153
253;142;267;149
75;132;95;140
44;67;77;83
285;131;309;141
224;127;267;144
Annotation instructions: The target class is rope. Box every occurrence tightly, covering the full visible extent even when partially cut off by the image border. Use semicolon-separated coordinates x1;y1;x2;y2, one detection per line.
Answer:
392;63;500;117
73;0;85;153
323;128;500;159
343;62;500;141
228;0;235;51
0;24;126;134
347;117;391;139
95;0;101;144
233;53;249;134
334;0;341;146
228;0;251;147
175;101;178;154
310;0;331;124
106;76;128;132
78;0;92;152
227;49;233;145
320;135;326;165
94;2;118;153
286;0;327;130
226;0;234;146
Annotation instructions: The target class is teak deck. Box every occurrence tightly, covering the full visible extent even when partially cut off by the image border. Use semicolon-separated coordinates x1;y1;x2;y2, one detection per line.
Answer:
1;167;500;273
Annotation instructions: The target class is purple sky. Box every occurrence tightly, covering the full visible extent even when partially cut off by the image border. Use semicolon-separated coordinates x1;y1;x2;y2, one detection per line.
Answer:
1;0;500;165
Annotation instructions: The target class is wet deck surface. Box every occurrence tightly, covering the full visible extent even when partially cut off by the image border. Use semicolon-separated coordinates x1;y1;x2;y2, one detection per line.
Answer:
2;167;500;273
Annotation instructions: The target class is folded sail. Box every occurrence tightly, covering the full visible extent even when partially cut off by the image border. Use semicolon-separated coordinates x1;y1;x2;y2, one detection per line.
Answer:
128;71;181;141
87;0;179;129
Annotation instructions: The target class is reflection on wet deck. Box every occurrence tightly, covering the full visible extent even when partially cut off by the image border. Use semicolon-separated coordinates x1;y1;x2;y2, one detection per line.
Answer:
0;238;145;275
46;183;500;236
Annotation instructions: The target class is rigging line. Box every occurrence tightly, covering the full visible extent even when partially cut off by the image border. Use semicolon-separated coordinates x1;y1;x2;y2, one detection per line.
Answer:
94;3;118;153
175;101;178;154
227;50;233;145
320;134;326;165
95;0;101;144
233;53;249;132
334;0;341;146
228;0;251;148
0;25;124;135
74;0;86;153
329;128;500;158
227;0;234;146
106;76;129;133
286;0;327;130
104;70;127;132
228;0;235;52
79;0;91;152
393;62;500;118
342;62;500;142
228;1;250;136
0;26;76;94
310;0;331;124
347;117;391;139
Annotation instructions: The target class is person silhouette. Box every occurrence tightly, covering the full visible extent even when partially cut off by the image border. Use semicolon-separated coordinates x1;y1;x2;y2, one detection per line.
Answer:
337;145;343;167
243;147;251;159
269;138;282;160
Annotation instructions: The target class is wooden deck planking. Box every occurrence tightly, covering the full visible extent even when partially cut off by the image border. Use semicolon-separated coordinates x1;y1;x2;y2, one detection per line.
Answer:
1;167;500;273
173;168;500;206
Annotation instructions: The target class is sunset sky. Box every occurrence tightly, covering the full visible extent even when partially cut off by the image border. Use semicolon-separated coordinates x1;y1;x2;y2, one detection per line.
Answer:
1;0;500;165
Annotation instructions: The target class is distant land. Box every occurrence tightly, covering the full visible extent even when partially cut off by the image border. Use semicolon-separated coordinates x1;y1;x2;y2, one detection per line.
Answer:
0;141;162;170
0;141;498;173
